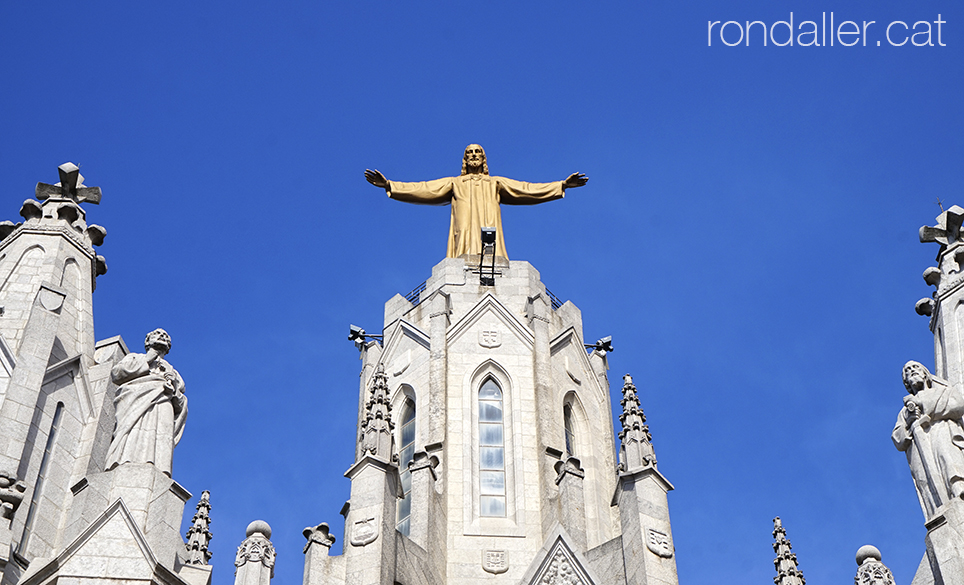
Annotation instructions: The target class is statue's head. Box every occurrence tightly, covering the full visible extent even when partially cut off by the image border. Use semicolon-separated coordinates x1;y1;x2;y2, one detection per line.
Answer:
145;328;172;354
461;144;488;176
902;361;930;394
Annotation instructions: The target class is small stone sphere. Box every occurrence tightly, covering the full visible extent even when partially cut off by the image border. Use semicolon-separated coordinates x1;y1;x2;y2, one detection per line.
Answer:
855;544;881;566
246;520;272;539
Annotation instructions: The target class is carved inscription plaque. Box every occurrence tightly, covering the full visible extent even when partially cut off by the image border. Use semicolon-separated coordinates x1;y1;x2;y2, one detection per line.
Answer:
482;550;508;574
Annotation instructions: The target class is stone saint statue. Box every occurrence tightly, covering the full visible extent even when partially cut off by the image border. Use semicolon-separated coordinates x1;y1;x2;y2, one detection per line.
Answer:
365;144;588;258
892;361;964;518
105;329;187;476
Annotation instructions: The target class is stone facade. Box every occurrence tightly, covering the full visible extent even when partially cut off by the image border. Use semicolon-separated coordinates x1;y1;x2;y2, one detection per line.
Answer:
2;162;961;585
0;165;224;585
302;256;678;585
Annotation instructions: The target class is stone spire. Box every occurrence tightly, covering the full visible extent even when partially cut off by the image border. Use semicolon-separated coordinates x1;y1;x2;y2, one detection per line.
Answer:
772;517;805;585
853;545;894;585
617;374;657;471
360;364;395;461
185;490;213;565
234;520;275;585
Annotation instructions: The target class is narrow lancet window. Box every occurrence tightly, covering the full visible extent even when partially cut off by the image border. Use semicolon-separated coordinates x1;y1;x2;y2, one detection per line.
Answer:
20;402;64;553
396;400;416;534
479;378;506;517
564;403;575;456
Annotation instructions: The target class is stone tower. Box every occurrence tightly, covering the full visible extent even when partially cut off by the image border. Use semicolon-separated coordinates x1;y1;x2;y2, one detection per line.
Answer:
0;164;219;585
901;205;964;585
0;163;112;581
303;254;680;585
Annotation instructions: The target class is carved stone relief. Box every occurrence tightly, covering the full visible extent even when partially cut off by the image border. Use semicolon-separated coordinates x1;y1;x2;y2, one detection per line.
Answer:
350;516;378;547
391;350;411;376
646;528;674;558
235;534;275;572
564;356;581;384
855;559;894;585
479;329;501;348
0;471;26;522
537;548;586;585
482;550;508;574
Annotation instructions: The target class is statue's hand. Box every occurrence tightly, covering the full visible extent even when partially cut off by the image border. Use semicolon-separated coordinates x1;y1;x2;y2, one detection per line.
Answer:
365;169;390;190
562;172;588;190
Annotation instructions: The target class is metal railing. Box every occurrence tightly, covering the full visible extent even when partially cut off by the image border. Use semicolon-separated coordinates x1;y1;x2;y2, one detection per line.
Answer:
402;281;565;310
404;281;427;306
546;288;564;310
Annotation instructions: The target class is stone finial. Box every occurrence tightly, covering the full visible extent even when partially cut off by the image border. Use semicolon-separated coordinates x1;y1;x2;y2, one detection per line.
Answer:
185;490;213;565
235;520;275;582
854;545;894;585
303;522;336;553
0;470;26;523
617;373;657;472
772;517;805;585
360;364;395;461
35;162;102;205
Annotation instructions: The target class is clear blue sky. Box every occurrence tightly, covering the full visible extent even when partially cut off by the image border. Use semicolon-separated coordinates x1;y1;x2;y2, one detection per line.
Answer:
1;2;960;584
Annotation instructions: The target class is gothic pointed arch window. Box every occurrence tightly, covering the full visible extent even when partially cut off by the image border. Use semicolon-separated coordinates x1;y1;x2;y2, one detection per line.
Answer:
396;398;416;535
479;377;506;517
564;403;576;457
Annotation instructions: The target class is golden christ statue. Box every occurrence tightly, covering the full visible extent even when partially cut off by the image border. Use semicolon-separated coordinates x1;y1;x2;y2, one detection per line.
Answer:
365;144;587;258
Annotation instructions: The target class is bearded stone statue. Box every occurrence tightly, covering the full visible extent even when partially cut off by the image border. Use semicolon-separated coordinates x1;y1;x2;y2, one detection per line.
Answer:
892;361;964;518
105;329;187;476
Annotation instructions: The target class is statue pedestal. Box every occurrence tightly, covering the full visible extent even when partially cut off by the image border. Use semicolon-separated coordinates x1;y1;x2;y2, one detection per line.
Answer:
921;499;964;585
65;463;191;569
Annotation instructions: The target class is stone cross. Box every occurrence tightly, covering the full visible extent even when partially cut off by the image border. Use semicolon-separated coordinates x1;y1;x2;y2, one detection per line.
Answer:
35;162;102;205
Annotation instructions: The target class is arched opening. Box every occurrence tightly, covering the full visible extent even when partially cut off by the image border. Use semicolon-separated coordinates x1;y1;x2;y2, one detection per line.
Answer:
396;399;416;535
479;378;505;517
564;403;576;457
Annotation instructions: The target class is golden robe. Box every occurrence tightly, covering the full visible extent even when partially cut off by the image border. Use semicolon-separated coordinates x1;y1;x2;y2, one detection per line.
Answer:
387;174;565;258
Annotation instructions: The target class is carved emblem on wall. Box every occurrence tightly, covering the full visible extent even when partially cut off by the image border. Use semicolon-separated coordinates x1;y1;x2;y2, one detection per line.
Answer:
479;329;501;348
564;356;581;384
482;550;508;574
646;528;674;558
350;516;378;547
391;349;411;376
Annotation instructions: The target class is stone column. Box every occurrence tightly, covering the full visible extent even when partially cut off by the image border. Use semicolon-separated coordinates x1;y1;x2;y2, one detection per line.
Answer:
922;500;964;585
234;521;275;585
407;451;439;550
302;523;340;585
64;463;191;570
554;456;587;552
343;457;400;585
427;291;449;445
529;294;554;498
615;374;678;585
617;467;678;585
344;365;400;585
